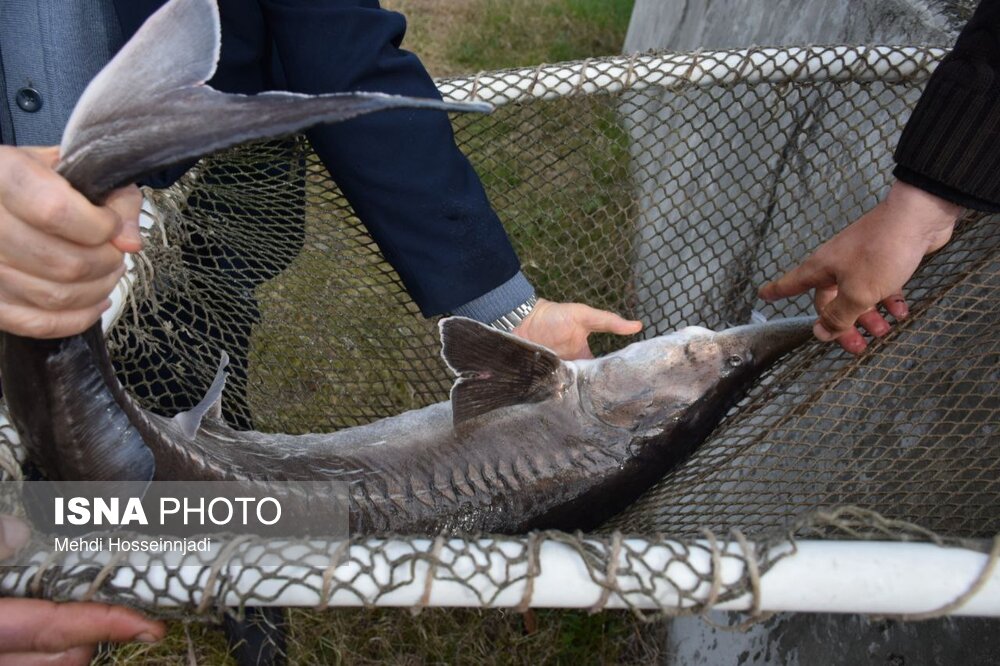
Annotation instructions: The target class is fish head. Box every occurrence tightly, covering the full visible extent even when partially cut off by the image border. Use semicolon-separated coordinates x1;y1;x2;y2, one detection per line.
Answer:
577;316;814;435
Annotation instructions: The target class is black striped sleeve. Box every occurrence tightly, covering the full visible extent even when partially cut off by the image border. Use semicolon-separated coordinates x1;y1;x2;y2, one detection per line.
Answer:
893;0;1000;211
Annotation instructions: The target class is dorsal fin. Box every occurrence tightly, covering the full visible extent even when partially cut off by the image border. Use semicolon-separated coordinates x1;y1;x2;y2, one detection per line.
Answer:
57;0;491;202
172;352;229;439
439;317;573;426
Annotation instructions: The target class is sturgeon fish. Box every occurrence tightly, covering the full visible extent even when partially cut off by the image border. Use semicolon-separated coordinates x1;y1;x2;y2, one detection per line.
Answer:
163;316;814;532
0;0;815;534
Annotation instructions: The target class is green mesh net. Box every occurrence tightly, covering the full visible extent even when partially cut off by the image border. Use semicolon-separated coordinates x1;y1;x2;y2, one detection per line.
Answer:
0;46;997;616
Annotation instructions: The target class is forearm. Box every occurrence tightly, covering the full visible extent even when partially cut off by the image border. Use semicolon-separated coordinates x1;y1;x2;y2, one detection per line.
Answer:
261;0;523;317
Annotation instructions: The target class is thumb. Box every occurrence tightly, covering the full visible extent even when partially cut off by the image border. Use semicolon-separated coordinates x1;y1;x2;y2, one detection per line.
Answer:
106;185;143;254
578;306;643;336
21;145;61;168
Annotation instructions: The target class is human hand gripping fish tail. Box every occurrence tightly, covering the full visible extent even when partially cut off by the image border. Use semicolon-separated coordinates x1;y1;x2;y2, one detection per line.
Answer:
0;0;490;485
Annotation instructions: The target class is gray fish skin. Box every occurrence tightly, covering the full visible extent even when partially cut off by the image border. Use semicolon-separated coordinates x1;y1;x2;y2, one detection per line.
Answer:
0;0;487;484
106;316;814;534
1;323;155;481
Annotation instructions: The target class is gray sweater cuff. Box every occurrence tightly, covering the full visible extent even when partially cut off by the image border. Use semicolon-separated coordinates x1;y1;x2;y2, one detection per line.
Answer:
449;272;536;324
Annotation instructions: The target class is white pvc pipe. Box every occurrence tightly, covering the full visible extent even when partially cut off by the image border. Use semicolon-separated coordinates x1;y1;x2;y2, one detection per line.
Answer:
5;538;997;616
437;46;946;107
749;540;999;616
0;408;17;448
60;46;948;331
93;47;947;330
100;196;159;333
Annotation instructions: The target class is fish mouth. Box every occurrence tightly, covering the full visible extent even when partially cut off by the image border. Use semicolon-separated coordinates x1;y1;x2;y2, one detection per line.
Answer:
719;316;816;368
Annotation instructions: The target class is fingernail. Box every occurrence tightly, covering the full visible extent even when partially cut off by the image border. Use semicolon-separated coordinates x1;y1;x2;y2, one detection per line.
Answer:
813;322;834;342
846;340;867;354
101;298;113;311
0;515;30;550
134;631;160;644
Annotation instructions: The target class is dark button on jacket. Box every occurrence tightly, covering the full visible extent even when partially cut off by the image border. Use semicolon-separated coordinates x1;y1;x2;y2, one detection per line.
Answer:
15;87;42;112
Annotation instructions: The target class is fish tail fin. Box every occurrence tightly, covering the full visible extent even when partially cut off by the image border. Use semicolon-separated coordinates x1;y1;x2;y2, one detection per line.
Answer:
58;0;491;201
172;352;229;438
439;317;573;426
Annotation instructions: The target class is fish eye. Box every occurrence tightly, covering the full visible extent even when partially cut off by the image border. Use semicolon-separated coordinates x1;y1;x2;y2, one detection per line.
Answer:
727;354;744;368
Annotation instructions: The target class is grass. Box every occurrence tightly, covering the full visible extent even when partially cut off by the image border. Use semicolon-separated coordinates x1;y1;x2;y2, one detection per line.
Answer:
446;0;635;71
104;607;664;665
384;0;634;76
104;0;655;663
451;95;639;357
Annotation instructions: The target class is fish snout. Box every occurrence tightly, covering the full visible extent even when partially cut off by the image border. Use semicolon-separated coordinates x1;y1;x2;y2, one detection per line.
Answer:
724;316;815;369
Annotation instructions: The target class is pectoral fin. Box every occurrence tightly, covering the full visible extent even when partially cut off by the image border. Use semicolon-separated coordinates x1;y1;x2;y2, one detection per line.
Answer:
439;317;573;426
173;352;229;439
